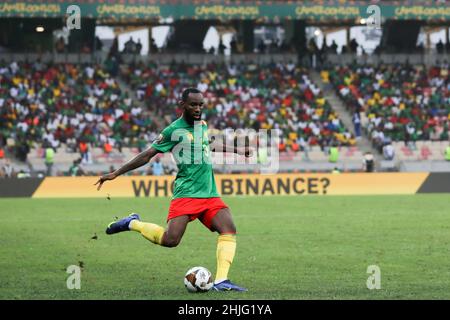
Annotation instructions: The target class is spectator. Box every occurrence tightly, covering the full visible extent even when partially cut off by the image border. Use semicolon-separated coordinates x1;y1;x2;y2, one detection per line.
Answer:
115;138;123;154
95;36;103;52
2;159;14;178
436;39;444;54
0;147;4;159
363;151;375;172
298;136;309;161
308;39;319;68
104;55;119;76
218;39;226;55
55;37;65;53
16;140;30;163
150;38;158;53
68;159;85;176
137;134;147;153
135;39;143;55
45;146;55;176
230;36;237;54
145;165;153;176
349;38;358;54
291;141;300;152
352;111;361;138
328;143;339;163
124;37;136;54
104;140;113;154
382;142;395;161
257;39;266;54
330;40;338;54
81;43;91;54
279;139;287;153
320;69;331;90
150;157;164;176
341;45;349;54
109;37;119;58
79;141;91;164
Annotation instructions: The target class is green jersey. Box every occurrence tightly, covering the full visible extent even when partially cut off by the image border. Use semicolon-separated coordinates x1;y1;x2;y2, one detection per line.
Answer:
151;117;219;199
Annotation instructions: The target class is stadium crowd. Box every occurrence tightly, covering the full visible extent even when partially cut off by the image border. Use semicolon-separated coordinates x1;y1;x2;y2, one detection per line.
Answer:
324;63;450;153
0;60;160;165
122;61;356;153
0;59;360;177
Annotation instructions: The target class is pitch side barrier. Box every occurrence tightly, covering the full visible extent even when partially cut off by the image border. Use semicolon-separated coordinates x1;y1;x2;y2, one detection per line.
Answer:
1;173;449;198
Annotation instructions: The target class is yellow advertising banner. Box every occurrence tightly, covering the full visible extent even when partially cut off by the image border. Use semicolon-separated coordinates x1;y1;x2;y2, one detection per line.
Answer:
31;173;429;198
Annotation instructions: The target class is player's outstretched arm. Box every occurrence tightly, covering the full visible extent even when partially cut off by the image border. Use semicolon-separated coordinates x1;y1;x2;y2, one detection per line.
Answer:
209;138;253;157
94;147;159;190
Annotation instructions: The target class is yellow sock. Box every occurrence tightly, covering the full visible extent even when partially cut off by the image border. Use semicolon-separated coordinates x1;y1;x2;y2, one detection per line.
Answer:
215;234;236;283
130;220;165;245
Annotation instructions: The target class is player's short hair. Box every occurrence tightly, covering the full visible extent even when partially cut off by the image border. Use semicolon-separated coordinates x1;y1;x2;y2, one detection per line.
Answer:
181;87;201;102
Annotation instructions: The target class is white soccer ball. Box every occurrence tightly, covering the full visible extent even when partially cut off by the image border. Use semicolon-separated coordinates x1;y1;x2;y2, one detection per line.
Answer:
184;266;213;293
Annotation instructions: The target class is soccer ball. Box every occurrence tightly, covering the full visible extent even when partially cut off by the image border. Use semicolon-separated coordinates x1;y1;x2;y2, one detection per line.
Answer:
184;266;213;293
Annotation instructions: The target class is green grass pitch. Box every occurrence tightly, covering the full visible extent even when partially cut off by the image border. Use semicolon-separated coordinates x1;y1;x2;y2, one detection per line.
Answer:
1;194;450;300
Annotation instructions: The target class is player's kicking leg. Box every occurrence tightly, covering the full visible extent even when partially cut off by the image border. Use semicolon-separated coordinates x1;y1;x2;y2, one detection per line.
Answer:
208;208;247;292
106;214;189;248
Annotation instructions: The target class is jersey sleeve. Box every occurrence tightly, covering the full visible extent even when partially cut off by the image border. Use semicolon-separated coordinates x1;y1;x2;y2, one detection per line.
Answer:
151;126;178;153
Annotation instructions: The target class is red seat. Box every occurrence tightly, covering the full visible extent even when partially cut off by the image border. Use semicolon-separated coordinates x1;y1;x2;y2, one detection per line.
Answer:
401;146;413;156
420;146;431;160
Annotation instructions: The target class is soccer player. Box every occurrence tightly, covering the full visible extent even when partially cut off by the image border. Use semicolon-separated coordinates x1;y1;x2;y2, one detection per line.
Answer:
94;88;251;291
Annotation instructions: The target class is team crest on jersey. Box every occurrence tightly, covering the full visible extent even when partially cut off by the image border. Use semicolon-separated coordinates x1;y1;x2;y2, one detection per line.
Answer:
187;133;194;141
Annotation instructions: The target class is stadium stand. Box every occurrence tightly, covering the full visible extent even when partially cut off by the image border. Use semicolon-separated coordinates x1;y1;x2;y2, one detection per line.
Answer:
326;63;450;161
122;61;357;148
0;60;361;175
0;61;161;171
